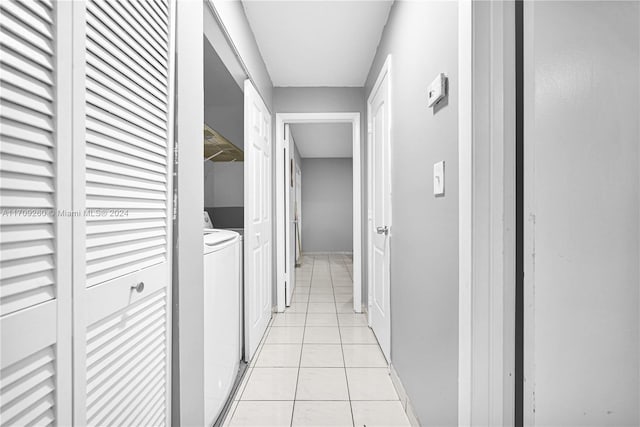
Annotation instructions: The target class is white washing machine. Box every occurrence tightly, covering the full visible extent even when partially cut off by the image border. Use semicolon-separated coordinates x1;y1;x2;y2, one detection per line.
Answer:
203;228;240;425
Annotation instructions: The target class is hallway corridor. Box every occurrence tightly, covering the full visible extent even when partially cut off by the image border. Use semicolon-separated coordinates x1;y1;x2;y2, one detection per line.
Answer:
223;255;410;426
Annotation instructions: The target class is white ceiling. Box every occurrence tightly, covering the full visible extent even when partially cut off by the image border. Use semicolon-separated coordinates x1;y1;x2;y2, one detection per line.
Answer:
290;123;352;158
242;1;393;87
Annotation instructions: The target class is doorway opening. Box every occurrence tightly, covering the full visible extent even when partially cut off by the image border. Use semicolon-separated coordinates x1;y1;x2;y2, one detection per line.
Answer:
275;113;362;314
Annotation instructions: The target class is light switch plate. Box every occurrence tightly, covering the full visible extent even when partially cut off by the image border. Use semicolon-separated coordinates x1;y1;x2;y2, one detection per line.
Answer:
434;161;445;196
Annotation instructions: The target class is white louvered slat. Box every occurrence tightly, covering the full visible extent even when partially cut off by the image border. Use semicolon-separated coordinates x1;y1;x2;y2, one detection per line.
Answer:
86;92;167;141
84;39;167;114
0;29;53;72
0;1;53;40
0;154;53;178
84;0;170;290
0;0;56;318
16;0;53;25
0;64;53;101
86;169;166;192
0;139;54;164
86;6;167;83
0;82;54;117
117;0;168;59
0;346;56;427
0;10;54;55
0;100;53;132
85;149;166;180
86;78;167;131
85;289;167;427
147;0;169;26
88;1;167;75
86;24;166;98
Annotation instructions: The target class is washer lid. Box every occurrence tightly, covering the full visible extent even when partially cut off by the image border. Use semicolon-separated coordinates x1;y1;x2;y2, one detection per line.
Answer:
203;229;239;253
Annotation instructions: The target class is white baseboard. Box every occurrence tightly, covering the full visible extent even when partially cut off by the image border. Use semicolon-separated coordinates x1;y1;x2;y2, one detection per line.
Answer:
302;251;354;256
390;364;421;426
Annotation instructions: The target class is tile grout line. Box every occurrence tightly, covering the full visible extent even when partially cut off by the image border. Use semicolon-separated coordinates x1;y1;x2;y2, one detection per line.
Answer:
331;256;357;427
290;254;314;427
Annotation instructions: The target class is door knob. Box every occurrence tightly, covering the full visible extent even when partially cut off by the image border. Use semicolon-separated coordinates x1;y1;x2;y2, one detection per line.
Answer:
131;282;145;293
376;226;389;235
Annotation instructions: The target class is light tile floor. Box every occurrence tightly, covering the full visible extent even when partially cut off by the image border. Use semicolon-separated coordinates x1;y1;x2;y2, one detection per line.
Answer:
224;255;411;427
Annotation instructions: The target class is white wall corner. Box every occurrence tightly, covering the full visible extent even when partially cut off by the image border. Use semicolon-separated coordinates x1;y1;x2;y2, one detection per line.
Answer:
458;1;516;426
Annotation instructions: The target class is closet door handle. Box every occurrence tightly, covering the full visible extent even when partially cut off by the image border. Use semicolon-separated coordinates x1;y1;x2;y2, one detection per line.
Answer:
131;282;145;293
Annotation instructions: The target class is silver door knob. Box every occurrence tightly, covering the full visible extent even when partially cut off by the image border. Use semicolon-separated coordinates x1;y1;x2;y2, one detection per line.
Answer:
131;282;145;293
376;226;389;235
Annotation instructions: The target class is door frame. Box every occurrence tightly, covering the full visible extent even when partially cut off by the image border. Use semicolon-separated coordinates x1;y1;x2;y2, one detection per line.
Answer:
275;112;362;313
366;54;392;360
457;1;517;425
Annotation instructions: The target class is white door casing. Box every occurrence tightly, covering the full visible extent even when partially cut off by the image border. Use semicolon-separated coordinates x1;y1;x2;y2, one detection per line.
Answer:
295;165;302;264
244;79;272;360
284;124;294;306
275;113;361;313
72;1;176;425
367;55;392;362
0;1;72;424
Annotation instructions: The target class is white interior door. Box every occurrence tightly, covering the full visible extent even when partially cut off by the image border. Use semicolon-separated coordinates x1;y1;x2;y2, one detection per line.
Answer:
72;1;175;424
0;1;72;424
368;58;392;362
244;80;272;360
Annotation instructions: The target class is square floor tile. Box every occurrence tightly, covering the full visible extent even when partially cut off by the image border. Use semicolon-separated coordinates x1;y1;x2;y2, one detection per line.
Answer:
336;301;354;313
266;327;304;344
292;293;310;303
229;401;294;426
272;313;307;327
300;344;344;367
241;368;298;400
346;368;398;400
255;344;302;367
306;313;338;326
307;302;337;313
334;294;353;303
338;313;368;327
296;368;349;400
340;327;378;344
294;287;311;295
309;287;333;295
342;345;388;367
304;327;341;344
308;294;335;303
334;287;352;295
351;401;410;426
286;303;309;313
292;401;353;426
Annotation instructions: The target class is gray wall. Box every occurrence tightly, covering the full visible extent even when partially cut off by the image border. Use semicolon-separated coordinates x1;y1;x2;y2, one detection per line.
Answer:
524;2;640;425
204;162;244;208
364;2;459;425
301;158;353;252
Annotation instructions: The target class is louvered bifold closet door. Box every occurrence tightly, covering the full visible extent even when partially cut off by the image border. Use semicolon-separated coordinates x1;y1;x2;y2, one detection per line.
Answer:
74;1;175;425
0;1;72;426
